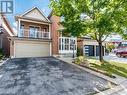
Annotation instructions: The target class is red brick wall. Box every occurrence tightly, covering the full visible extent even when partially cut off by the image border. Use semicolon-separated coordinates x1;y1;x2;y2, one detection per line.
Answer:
0;28;10;56
1;15;14;57
77;38;84;55
49;15;60;55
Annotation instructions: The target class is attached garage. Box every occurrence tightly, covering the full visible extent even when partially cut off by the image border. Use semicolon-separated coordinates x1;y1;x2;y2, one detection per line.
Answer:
84;45;95;56
81;39;106;57
12;40;51;58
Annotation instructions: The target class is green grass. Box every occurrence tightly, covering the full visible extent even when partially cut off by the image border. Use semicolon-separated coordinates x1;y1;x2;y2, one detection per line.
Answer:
87;58;127;78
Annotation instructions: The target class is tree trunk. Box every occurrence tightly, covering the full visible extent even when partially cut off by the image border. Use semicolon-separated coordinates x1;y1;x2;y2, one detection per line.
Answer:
98;41;104;62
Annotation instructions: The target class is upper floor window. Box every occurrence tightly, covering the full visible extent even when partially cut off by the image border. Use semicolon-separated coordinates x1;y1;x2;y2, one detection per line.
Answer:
29;26;39;38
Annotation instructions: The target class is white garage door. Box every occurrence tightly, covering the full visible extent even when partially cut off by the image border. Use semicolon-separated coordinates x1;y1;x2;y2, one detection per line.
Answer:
15;41;51;58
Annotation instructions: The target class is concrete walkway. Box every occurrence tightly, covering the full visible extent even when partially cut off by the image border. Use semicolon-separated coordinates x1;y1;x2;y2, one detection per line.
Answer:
58;57;127;95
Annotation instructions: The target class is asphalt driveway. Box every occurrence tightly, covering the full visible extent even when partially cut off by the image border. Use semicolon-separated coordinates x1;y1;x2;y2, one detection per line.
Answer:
0;57;113;95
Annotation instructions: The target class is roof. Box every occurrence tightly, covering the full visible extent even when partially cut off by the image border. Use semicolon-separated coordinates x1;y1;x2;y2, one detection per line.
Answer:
0;14;14;36
15;7;51;23
48;10;53;19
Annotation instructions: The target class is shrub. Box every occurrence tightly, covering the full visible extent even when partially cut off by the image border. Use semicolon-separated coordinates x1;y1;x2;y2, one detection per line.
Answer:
0;49;4;60
77;48;82;57
107;43;115;52
74;56;90;66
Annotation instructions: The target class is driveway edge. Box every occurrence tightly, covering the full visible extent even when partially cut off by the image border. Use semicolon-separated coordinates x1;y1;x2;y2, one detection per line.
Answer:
0;58;10;67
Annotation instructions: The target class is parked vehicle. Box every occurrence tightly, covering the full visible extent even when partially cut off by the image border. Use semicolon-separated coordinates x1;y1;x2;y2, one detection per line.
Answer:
116;42;127;57
112;49;118;53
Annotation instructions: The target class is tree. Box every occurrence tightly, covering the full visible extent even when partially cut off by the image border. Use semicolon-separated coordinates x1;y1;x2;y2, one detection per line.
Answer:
50;0;127;62
107;43;115;52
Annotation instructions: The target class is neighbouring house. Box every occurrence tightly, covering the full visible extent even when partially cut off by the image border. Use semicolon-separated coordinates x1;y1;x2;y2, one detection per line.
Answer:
77;37;106;56
9;7;77;58
0;14;14;57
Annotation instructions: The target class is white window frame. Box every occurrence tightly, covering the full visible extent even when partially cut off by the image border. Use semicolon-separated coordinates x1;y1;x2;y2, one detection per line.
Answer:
29;25;40;38
59;37;77;54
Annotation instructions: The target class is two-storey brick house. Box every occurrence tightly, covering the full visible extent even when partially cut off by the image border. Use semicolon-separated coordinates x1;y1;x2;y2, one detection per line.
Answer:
9;7;52;58
9;7;77;58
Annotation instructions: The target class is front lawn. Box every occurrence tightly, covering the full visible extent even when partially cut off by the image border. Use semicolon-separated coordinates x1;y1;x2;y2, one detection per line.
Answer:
74;56;127;78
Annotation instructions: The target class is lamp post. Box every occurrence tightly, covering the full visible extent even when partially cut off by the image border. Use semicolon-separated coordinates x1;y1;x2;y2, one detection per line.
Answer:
73;43;75;58
71;40;75;58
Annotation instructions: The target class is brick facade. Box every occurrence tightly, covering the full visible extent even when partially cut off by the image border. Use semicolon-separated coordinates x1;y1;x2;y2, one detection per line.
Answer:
0;15;14;57
77;38;84;55
0;29;10;56
49;14;60;55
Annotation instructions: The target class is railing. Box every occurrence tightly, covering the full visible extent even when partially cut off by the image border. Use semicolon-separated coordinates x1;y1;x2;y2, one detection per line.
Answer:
18;29;50;39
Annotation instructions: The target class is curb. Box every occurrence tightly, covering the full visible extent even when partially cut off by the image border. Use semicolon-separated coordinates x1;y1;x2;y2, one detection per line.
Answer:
0;58;9;66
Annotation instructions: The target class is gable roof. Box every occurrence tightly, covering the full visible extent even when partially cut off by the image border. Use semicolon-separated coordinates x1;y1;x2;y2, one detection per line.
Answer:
18;7;51;23
48;10;53;19
0;14;14;36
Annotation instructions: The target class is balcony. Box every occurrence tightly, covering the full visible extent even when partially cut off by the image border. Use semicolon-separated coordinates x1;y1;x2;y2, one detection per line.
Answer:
18;29;51;39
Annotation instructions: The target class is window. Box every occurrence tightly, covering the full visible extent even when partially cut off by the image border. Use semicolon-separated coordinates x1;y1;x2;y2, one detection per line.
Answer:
29;26;39;38
65;39;69;50
18;25;24;37
35;27;39;38
59;37;77;51
42;28;47;32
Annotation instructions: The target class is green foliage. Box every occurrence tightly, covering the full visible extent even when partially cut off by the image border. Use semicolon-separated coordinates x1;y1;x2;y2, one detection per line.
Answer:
0;49;4;60
74;56;89;65
107;43;115;52
105;48;109;54
76;47;82;57
50;0;127;61
50;0;126;38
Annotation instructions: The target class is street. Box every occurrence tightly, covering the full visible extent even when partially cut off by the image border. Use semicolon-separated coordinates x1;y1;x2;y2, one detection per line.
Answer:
104;53;127;64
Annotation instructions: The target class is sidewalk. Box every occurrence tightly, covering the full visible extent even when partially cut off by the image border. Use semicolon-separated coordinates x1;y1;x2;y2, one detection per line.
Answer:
58;57;127;95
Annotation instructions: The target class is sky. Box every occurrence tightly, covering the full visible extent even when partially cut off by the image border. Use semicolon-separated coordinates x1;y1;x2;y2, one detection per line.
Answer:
6;0;51;32
4;0;123;41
